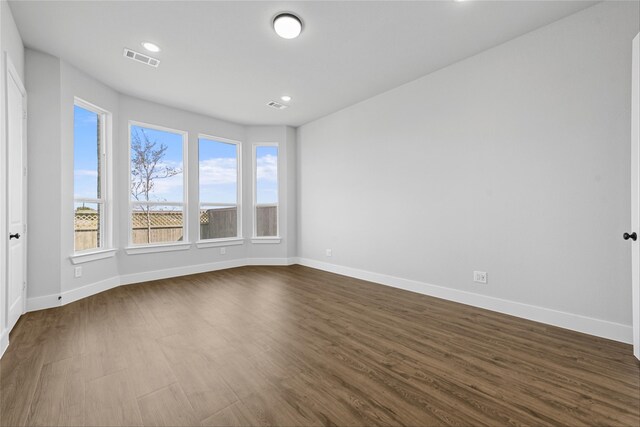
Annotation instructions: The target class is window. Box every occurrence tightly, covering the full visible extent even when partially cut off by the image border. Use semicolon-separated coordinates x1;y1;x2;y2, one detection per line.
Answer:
129;122;187;245
254;144;279;237
198;136;241;240
73;100;109;252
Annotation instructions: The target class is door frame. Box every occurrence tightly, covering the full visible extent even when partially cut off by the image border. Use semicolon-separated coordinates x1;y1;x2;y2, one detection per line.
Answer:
3;51;27;337
632;33;639;360
0;52;5;355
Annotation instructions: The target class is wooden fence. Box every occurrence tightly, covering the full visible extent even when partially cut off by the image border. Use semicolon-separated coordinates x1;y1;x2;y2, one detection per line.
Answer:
256;205;277;236
74;206;277;251
131;211;184;244
200;207;237;239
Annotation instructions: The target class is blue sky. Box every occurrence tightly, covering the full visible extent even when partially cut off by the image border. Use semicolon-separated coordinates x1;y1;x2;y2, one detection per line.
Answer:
199;138;238;205
73;105;100;201
130;124;184;202
256;146;278;204
74;106;278;206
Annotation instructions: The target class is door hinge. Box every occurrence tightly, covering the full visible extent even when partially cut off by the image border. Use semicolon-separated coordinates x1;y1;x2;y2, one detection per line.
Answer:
23;281;26;290
23;223;27;234
23;166;27;177
23;111;27;120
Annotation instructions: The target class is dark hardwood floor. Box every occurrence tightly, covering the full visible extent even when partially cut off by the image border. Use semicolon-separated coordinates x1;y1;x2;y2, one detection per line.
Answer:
1;265;638;426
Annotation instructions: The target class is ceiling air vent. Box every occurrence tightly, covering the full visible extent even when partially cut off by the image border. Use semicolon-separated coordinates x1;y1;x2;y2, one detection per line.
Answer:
123;48;160;68
267;100;288;110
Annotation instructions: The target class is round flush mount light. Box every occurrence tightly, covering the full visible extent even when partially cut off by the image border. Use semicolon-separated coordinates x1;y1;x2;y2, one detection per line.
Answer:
280;95;292;102
141;42;161;53
273;13;303;39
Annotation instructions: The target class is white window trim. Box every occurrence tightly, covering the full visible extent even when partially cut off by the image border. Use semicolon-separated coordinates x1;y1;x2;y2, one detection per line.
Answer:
197;134;242;242
128;120;189;248
252;142;280;240
251;237;281;244
125;242;191;255
70;248;117;265
73;97;112;255
196;237;245;249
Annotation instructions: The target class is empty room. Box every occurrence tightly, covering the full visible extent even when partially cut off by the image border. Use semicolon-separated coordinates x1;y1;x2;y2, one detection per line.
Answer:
1;0;639;426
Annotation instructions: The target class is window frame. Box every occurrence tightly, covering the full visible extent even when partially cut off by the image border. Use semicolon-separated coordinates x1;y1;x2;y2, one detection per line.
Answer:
252;142;280;240
127;120;189;249
72;97;112;255
197;134;243;243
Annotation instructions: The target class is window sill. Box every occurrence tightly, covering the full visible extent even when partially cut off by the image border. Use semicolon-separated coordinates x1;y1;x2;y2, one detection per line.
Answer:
251;237;282;244
70;248;118;265
196;238;245;249
125;242;191;255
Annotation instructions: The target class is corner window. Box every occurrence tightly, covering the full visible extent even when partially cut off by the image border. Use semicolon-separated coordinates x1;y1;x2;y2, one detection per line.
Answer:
73;100;109;252
129;122;187;245
198;136;241;240
254;144;278;237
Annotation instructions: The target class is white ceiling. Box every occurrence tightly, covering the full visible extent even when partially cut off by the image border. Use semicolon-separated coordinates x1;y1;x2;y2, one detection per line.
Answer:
10;0;597;127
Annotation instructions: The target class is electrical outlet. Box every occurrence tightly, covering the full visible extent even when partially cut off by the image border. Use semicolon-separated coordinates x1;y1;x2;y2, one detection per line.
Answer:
220;247;226;255
473;271;487;284
74;266;82;278
326;249;332;257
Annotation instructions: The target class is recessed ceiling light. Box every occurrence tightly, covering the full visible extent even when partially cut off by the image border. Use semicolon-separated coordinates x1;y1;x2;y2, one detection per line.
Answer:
273;13;303;39
280;95;292;102
141;42;161;53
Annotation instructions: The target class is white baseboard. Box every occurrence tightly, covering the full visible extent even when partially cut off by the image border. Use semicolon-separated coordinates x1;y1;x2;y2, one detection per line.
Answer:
120;258;246;286
23;256;632;344
0;328;9;359
62;276;120;305
26;293;61;312
295;257;633;344
25;257;292;313
245;257;297;266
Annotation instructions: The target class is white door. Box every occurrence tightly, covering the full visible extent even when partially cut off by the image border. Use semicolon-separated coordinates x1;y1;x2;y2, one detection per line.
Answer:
630;33;640;361
5;54;27;333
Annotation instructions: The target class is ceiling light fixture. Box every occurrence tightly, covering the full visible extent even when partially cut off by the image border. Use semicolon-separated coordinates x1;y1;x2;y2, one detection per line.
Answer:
141;42;161;53
280;95;292;102
273;13;303;39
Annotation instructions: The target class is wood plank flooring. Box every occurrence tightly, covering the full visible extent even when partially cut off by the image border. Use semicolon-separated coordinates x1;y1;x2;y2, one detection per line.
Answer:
1;265;638;426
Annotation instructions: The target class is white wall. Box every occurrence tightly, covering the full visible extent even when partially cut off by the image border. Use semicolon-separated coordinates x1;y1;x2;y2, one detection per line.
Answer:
17;0;637;345
60;61;120;293
23;56;297;308
25;50;62;302
115;95;247;277
0;0;25;354
297;1;640;340
286;126;297;258
244;125;297;261
1;1;23;79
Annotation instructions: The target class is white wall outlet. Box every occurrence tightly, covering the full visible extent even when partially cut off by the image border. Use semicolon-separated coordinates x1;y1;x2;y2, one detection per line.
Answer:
220;247;226;255
326;249;332;257
74;266;82;278
473;271;487;284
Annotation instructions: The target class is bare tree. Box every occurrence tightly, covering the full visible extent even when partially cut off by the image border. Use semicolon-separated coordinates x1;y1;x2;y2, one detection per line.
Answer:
130;128;181;243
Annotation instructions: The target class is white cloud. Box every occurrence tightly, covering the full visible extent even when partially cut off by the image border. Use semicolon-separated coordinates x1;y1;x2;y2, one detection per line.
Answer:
257;154;277;182
149;172;184;201
130;160;185;201
199;158;237;185
129;158;239;202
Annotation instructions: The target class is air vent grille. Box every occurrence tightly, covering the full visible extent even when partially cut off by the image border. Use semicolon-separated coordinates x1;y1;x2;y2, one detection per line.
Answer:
267;101;288;110
123;48;160;68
